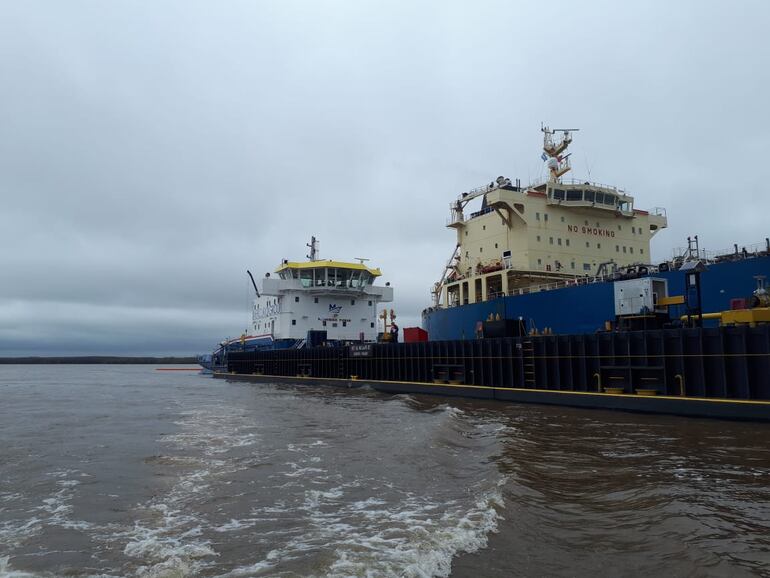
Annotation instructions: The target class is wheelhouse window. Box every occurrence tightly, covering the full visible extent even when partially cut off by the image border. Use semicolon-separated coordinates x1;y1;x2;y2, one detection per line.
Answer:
603;194;616;206
594;192;605;204
584;190;595;202
566;189;582;201
553;189;565;200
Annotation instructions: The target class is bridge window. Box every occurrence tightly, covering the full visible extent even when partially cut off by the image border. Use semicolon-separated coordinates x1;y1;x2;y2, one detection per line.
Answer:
594;192;605;204
604;195;616;206
584;190;595;202
566;189;582;201
553;189;565;200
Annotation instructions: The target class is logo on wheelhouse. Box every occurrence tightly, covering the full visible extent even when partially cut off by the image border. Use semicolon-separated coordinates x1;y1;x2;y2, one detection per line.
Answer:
328;304;343;316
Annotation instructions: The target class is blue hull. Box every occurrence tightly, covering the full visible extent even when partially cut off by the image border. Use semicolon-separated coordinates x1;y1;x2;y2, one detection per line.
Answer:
199;338;301;372
422;255;770;340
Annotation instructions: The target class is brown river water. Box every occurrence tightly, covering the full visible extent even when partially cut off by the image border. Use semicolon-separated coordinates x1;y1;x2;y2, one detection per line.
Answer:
0;365;768;577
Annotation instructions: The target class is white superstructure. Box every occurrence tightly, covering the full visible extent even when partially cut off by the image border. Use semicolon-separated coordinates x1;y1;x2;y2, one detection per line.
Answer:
249;238;393;342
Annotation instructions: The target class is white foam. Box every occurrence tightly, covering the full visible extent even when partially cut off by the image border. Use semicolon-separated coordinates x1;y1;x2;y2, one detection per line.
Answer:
234;477;506;578
283;466;326;478
0;556;37;578
212;519;257;533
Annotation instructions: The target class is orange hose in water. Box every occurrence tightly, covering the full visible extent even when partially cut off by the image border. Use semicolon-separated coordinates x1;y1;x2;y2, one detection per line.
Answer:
155;368;201;371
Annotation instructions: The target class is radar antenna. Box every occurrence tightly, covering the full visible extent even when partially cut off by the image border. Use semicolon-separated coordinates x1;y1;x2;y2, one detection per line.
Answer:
306;236;319;261
541;123;580;182
354;257;370;265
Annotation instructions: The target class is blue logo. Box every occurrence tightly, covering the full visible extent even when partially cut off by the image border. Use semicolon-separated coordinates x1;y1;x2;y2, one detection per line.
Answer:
328;304;343;315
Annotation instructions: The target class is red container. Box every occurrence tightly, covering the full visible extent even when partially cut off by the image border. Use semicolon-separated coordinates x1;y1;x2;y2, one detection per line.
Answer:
403;327;428;343
731;298;747;310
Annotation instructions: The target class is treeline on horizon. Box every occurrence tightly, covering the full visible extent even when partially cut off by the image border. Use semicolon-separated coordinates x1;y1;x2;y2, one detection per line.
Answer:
0;356;199;364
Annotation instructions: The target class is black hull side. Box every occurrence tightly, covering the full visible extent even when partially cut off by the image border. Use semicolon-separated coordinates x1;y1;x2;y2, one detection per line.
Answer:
212;372;770;421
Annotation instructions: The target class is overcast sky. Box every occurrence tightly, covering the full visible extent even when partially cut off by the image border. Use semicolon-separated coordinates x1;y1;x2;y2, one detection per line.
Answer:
1;1;768;356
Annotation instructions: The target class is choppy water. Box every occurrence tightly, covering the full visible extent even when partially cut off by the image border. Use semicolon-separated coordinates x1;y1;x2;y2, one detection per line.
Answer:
0;366;768;577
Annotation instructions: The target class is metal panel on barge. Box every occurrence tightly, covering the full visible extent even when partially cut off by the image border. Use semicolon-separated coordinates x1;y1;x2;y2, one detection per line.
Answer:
220;326;770;421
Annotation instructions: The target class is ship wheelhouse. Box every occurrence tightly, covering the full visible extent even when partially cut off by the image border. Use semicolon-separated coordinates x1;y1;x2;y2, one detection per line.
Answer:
276;262;378;290
253;256;393;342
546;182;634;216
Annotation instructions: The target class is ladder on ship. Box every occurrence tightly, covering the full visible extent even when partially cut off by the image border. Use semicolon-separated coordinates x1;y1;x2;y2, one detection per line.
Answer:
522;338;537;387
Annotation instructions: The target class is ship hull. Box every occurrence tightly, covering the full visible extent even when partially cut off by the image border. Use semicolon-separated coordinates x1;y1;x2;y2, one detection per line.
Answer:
422;255;770;340
218;323;770;421
213;373;770;421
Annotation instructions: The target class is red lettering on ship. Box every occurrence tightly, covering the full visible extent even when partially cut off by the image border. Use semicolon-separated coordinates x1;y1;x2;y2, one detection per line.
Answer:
567;224;616;237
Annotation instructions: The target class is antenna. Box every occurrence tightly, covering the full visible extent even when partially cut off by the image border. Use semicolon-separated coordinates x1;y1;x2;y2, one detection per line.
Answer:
541;123;579;182
354;257;369;265
306;236;319;261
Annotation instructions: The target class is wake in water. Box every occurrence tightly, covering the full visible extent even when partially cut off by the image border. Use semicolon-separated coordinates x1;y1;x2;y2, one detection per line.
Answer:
0;372;509;578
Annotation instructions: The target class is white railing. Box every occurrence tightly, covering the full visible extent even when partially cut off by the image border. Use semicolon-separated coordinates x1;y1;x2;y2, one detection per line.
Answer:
442;271;615;307
672;239;770;262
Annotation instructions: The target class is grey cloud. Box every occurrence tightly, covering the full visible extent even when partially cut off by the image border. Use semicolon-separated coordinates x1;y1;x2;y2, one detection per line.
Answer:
1;0;768;355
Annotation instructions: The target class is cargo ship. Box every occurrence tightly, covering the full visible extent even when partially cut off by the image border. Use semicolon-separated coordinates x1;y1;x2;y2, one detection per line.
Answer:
421;126;770;338
211;127;770;420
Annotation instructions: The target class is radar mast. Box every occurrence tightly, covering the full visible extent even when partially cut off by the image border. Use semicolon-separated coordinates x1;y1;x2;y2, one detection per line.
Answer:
541;124;579;182
306;236;319;261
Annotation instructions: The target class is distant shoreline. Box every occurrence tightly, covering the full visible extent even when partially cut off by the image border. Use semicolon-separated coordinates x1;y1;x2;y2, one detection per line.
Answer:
0;356;199;365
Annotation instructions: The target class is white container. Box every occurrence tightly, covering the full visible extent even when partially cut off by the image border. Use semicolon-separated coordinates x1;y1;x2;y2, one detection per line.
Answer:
614;277;668;317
